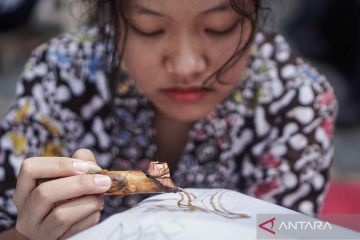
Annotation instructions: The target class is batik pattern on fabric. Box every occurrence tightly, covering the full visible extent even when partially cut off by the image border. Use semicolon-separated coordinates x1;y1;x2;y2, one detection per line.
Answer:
0;28;337;231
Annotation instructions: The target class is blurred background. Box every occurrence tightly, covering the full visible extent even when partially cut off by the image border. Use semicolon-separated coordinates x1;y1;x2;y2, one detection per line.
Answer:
0;0;359;221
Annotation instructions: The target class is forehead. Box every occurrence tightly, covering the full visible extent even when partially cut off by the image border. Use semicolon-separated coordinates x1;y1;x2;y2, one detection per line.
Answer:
128;0;232;17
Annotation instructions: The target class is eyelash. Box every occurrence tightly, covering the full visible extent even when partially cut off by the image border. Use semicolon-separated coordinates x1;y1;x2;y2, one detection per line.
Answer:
130;22;239;38
205;22;240;36
131;26;165;37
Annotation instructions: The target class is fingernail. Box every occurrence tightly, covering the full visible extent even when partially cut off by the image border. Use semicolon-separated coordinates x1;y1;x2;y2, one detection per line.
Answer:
73;161;102;173
94;175;111;188
88;163;102;173
73;160;90;173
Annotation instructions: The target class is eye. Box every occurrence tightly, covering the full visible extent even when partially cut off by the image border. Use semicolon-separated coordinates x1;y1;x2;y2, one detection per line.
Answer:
130;25;164;37
205;22;239;36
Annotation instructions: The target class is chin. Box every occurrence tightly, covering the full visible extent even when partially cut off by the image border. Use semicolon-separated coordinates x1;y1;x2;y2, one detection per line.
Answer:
160;106;211;123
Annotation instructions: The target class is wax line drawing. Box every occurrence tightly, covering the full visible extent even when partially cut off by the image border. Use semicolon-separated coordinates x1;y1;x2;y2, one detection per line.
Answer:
107;218;185;240
78;190;250;240
133;190;250;219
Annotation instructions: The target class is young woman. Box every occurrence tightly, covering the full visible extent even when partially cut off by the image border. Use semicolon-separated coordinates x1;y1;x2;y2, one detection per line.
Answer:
0;0;337;239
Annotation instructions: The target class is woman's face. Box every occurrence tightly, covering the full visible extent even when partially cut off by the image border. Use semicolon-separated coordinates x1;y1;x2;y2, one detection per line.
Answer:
121;0;253;122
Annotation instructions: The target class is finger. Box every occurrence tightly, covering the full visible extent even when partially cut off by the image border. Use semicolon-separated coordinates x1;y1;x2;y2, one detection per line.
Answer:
13;157;102;208
72;149;97;164
27;174;110;224
41;195;103;239
59;211;102;240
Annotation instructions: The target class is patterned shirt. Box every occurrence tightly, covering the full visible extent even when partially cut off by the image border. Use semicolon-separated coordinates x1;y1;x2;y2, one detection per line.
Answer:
0;27;337;231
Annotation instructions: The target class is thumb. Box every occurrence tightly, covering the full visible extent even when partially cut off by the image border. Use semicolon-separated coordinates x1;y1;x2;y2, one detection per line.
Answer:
72;148;98;166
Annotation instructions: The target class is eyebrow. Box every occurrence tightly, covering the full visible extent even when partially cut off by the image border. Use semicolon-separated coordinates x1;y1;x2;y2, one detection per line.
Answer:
132;2;231;17
201;2;231;15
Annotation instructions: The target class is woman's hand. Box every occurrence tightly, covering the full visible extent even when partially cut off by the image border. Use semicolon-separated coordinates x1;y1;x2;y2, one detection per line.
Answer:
12;149;111;240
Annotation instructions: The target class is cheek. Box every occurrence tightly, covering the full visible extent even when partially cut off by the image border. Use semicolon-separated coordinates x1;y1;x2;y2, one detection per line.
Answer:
216;46;252;85
209;38;239;66
209;34;252;76
226;53;251;79
122;33;165;65
123;40;152;71
121;39;161;90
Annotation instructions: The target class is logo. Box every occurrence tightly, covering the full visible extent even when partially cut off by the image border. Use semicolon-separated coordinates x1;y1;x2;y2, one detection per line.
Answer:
257;214;359;239
259;217;276;235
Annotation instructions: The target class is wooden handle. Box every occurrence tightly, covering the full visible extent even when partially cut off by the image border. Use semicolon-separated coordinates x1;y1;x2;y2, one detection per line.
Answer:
37;161;178;196
98;169;169;195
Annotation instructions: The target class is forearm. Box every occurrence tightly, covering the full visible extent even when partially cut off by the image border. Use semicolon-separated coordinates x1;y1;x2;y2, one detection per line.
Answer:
0;228;28;240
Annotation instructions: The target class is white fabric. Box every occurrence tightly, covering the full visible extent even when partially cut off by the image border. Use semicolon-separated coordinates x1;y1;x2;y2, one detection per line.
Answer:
71;188;298;240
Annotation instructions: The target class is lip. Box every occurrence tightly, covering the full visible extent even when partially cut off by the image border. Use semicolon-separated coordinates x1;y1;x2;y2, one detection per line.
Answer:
161;87;211;103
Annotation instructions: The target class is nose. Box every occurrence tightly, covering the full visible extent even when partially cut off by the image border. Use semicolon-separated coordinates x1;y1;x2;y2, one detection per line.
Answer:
164;36;207;79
